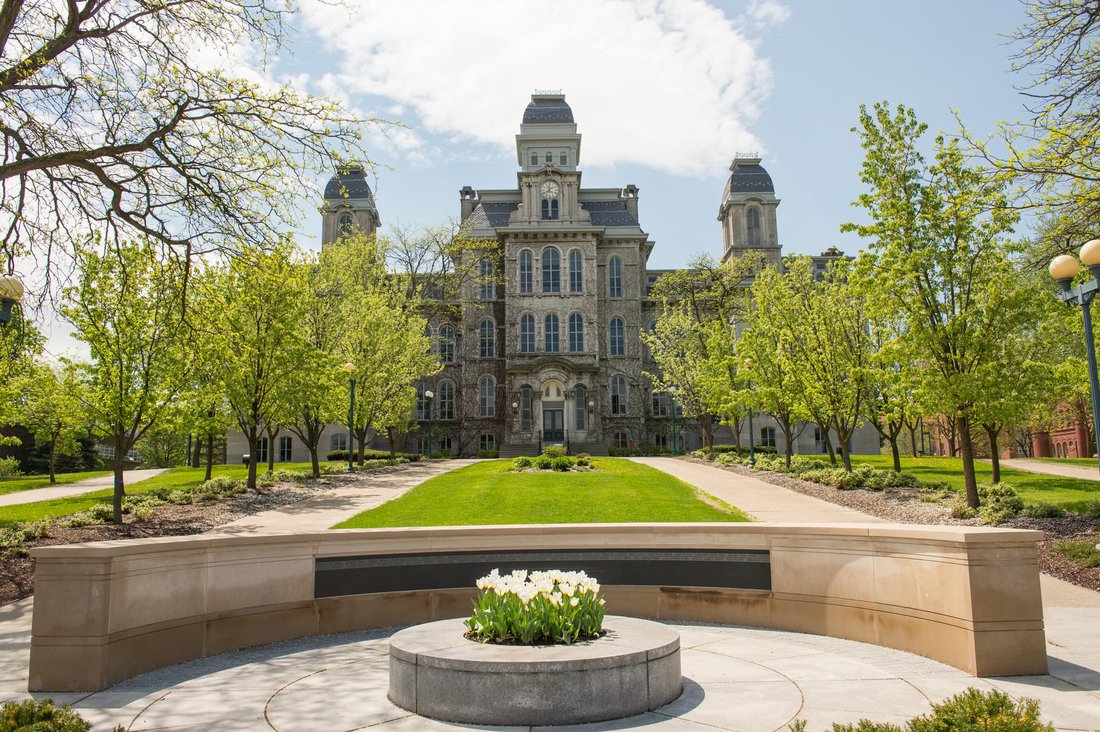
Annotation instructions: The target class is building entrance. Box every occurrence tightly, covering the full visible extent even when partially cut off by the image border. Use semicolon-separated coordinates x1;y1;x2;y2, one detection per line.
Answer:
543;407;564;442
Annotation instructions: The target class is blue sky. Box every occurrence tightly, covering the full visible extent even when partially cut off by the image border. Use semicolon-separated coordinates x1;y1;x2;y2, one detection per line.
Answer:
283;0;1031;269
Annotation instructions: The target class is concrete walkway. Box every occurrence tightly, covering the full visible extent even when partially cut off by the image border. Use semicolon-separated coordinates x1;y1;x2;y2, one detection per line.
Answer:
0;469;168;508
1001;458;1100;483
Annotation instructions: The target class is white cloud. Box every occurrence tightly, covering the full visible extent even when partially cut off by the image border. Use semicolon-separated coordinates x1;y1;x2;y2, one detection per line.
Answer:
297;0;774;177
748;0;791;27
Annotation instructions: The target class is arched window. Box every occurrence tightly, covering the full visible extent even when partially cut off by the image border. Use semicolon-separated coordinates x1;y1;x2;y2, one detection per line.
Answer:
544;313;560;352
338;213;354;236
608;256;623;298
519;314;535;353
438;380;455;420
574;385;587;430
611;375;627;415
540;198;560;220
415;383;429;420
545;152;553;164
530;151;538;165
569;249;583;292
479;376;496;417
520;386;533;431
438;324;455;363
609;317;625;356
519;250;533;294
479;319;495;358
568;313;584;352
560;152;567;166
542;247;561;293
747;208;762;246
479;258;494;300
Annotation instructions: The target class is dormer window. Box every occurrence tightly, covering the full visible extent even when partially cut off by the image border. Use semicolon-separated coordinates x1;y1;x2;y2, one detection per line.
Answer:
559;152;567;165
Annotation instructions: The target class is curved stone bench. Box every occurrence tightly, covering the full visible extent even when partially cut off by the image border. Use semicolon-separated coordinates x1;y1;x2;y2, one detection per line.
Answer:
388;616;681;725
28;523;1047;691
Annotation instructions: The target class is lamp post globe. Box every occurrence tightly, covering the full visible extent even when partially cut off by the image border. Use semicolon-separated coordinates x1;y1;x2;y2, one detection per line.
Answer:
342;363;356;473
0;274;24;325
1081;239;1100;268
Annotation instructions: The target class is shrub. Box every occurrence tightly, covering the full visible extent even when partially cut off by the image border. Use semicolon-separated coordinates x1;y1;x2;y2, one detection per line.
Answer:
0;457;22;480
1081;500;1100;519
907;688;1052;732
326;448;419;462
476;449;499;458
831;722;904;732
1021;502;1066;519
166;489;192;505
0;521;50;557
533;455;553;470
950;500;978;520
551;456;575;471
884;470;920;488
465;569;606;645
575;452;589;459
574;456;591;467
0;698;95;732
715;452;741;466
1051;539;1100;568
691;449;710;460
130;505;156;522
542;444;567;458
977;482;1024;525
513;456;532;469
438;448;453;458
201;476;247;495
801;467;862;490
88;503;114;521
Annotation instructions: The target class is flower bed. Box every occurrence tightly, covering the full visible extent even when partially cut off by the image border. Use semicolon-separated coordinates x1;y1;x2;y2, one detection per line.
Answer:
464;568;606;645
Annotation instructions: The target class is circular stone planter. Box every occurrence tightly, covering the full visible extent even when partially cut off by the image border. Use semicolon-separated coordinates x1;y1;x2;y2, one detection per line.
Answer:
388;615;682;726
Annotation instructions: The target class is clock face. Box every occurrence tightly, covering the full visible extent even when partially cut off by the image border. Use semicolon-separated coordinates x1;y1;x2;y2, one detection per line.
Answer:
541;181;560;199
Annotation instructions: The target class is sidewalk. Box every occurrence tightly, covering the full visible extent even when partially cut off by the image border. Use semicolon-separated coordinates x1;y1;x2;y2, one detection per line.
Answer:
0;469;168;508
1001;458;1100;483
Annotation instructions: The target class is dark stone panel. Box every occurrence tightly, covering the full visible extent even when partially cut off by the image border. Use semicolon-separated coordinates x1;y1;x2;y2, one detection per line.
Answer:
315;549;770;598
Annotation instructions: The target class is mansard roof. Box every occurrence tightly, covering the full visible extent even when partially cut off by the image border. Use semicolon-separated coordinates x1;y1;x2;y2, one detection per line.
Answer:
324;164;376;202
522;97;575;124
466;199;639;230
725;158;774;195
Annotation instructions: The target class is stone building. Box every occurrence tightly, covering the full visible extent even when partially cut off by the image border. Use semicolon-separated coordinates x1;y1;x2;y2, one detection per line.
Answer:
227;93;879;461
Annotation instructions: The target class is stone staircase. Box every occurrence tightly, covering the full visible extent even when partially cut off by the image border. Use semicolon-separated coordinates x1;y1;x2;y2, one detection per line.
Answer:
570;442;609;457
499;443;539;458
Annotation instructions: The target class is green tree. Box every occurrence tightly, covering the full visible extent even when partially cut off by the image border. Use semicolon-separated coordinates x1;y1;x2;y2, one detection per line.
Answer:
845;102;1023;508
62;239;190;522
15;360;87;482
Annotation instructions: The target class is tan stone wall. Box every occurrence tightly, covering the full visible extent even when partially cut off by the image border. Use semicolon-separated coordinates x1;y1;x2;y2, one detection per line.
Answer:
29;523;1047;691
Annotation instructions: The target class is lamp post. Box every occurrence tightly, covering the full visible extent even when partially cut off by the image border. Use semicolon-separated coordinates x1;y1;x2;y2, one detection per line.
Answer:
746;404;756;468
668;387;678;456
0;274;24;325
342;362;356;473
425;390;434;458
1049;241;1100;473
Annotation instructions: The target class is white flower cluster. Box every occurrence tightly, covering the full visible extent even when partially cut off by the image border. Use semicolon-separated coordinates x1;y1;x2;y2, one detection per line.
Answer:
475;568;604;606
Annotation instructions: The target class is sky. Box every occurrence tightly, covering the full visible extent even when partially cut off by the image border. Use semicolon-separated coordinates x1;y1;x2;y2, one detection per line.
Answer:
40;0;1034;356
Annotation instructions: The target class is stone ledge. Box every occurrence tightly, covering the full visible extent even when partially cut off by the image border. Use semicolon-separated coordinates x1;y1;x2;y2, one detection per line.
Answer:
388;615;682;726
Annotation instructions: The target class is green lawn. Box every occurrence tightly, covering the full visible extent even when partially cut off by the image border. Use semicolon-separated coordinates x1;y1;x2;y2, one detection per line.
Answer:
334;458;751;528
1026;457;1098;468
0;462;341;527
853;455;1100;511
0;470;112;496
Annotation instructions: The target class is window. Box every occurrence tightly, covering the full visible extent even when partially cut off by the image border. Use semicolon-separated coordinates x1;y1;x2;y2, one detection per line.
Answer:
520;314;535;353
814;427;828;454
747;208;762;246
574;385;587;430
415;383;429;420
544;313;559;353
530;151;538;165
479;376;495;417
545;152;552;164
479;258;494;300
654;434;669;449
644;321;656;360
338;213;354;236
651;392;669;417
761;426;777;449
612;431;629;449
256;437;268;464
439;325;455;363
608;256;622;298
609;317;625;356
439;436;452;453
416;437;429;455
330;433;347;452
542;247;561;293
568;313;584;352
480;434;496;451
519;250;533;294
479;319;495;358
540;198;560;220
278;436;292;462
560;152;567;165
611;375;628;416
569;249;583;292
520;386;533;431
438;380;455;421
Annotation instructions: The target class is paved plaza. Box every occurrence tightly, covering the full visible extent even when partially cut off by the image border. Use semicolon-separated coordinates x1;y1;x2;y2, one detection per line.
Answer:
1;458;1098;731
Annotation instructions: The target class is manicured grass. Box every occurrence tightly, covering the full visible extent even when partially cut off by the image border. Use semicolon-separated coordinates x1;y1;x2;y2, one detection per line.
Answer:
1051;539;1100;568
0;470;112;496
334;458;751;528
0;462;341;527
1027;457;1098;468
853;455;1100;512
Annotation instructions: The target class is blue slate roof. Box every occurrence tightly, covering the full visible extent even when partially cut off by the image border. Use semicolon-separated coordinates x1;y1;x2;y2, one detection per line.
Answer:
580;201;638;226
522;98;575;124
468;202;518;228
727;163;774;193
324;166;376;201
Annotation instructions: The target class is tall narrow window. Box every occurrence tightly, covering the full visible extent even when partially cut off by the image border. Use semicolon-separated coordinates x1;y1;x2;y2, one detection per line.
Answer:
560;152;567;165
479;376;495;417
519;314;535;353
609;317;625;356
530;152;538;165
652;392;669;417
574;386;587;430
611;375;628;416
542;247;560;293
544;313;560;353
439;324;455;363
545;152;553;164
438;380;455;420
330;433;347;452
278;436;292;462
257;437;269;464
479;319;495;358
761;426;777;449
519;250;533;294
479;258;494;300
338;214;354;236
520;386;533;431
608;256;623;298
569;249;583;293
568;313;584;352
747;208;762;246
415;383;429;420
541;199;561;220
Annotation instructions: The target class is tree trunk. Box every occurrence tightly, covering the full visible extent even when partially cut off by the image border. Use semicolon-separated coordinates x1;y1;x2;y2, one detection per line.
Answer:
890;437;901;473
700;414;713;449
778;413;793;468
112;454;126;524
835;420;853;472
820;422;837;466
356;427;369;464
245;430;259;491
387;427;397;459
48;433;58;484
308;444;321;478
908;424;918;457
730;416;743;453
958;415;979;509
985;423;1001;484
266;425;279;473
205;432;214;481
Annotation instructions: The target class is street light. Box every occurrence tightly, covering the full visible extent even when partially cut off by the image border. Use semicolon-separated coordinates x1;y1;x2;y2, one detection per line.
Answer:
342;362;356;473
1050;242;1100;472
668;387;679;456
0;274;24;325
425;390;434;458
